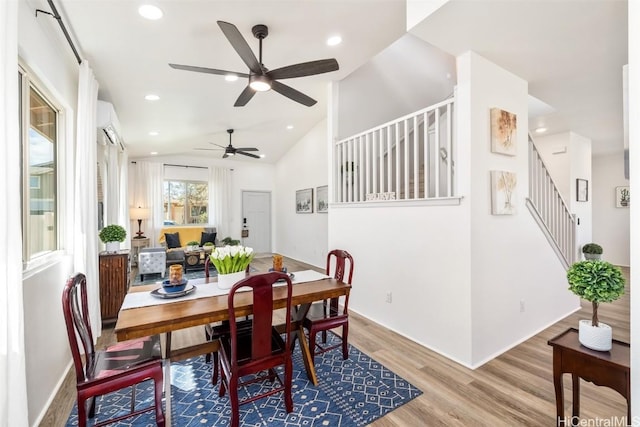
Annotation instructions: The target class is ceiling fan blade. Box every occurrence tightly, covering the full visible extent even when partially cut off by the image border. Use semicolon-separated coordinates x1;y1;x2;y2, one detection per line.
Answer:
169;63;249;78
194;148;223;151
234;147;258;152
236;150;261;159
223;152;229;159
234;85;256;107
267;59;339;80
271;80;317;107
210;143;228;149
217;21;261;74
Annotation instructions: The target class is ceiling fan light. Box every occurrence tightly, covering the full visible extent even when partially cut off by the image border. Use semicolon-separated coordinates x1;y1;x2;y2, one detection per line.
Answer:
138;4;163;20
249;75;271;92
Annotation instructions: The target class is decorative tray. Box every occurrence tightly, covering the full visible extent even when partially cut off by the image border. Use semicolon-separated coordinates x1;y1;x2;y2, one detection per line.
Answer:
151;283;196;299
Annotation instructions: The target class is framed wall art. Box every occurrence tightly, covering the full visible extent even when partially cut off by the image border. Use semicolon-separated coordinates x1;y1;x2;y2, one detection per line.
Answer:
296;188;313;213
576;179;588;202
490;108;517;156
491;170;517;215
316;185;328;213
615;186;629;207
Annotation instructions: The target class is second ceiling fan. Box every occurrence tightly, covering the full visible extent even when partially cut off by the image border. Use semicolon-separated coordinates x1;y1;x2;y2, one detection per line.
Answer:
169;21;339;107
195;129;260;159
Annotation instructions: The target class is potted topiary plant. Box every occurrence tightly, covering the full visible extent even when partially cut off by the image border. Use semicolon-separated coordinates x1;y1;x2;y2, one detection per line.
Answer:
582;243;603;260
186;240;200;251
221;236;240;246
566;260;625;351
99;224;126;252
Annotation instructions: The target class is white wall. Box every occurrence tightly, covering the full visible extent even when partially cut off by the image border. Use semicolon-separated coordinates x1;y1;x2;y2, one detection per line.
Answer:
593;153;630;266
19;0;80;424
459;52;578;366
274;120;329;267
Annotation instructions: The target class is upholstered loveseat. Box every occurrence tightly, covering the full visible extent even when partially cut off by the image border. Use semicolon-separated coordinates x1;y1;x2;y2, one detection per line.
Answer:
158;226;218;267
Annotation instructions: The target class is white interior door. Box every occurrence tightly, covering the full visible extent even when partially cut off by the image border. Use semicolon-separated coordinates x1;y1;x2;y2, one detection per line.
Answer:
241;191;271;253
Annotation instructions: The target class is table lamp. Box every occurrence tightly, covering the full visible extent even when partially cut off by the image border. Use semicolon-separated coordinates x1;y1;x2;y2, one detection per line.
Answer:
130;206;150;239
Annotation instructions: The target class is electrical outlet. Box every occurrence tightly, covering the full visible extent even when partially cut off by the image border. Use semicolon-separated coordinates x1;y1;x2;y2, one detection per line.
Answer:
386;292;392;303
520;300;525;313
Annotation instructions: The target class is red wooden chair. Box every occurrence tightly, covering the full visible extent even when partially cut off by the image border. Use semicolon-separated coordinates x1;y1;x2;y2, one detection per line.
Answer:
302;249;354;364
62;273;165;427
218;272;294;427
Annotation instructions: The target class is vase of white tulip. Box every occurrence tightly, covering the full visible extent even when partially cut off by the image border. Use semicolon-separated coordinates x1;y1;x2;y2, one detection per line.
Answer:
209;245;254;289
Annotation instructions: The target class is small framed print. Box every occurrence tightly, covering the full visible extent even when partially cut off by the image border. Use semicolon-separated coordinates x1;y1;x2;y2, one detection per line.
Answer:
296;188;313;213
576;179;588;202
316;185;328;213
615;186;629;207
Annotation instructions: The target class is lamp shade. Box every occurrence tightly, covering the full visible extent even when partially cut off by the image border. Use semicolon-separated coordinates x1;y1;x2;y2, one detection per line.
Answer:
130;207;150;220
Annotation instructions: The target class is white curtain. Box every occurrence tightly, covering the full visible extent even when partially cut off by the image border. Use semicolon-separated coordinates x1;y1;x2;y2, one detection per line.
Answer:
208;166;231;237
73;61;101;337
105;144;120;226
118;150;129;247
0;0;29;425
133;161;164;246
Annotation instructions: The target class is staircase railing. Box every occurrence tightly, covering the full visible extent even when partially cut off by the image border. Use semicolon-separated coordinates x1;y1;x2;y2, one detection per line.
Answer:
526;135;576;269
334;97;455;203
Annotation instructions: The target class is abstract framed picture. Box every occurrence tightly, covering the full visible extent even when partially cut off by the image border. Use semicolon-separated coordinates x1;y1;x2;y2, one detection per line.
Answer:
296;188;313;213
576;179;588;202
316;185;328;213
491;170;517;215
615;186;629;207
490;108;517;156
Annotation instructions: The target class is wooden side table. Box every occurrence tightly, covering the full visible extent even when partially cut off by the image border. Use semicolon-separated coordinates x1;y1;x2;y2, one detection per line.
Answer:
547;328;630;426
131;237;149;267
98;250;130;323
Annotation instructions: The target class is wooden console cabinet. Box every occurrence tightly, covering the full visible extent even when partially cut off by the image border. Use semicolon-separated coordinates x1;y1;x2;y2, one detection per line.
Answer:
99;250;130;323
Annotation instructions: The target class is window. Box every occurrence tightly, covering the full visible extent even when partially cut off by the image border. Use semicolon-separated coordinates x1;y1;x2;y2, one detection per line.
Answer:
19;68;60;261
163;180;208;224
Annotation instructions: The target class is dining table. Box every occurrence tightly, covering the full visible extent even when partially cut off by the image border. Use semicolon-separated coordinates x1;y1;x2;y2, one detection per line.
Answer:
114;269;351;426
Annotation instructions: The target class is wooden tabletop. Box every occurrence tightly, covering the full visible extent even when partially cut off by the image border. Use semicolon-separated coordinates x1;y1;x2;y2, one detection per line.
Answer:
115;276;351;342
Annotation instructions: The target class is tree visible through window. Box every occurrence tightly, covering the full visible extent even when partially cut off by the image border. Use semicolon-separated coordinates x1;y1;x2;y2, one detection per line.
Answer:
163;180;208;224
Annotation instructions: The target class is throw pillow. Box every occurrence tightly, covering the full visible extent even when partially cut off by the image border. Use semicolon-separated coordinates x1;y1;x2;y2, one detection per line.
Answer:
200;231;217;247
165;232;181;249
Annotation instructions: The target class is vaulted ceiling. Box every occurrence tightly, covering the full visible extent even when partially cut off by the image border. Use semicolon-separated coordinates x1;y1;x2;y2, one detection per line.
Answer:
55;0;627;162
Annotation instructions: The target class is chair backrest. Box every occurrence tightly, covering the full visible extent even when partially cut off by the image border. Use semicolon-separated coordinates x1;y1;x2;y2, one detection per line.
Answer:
227;272;292;367
326;250;354;314
62;273;95;383
326;249;354;285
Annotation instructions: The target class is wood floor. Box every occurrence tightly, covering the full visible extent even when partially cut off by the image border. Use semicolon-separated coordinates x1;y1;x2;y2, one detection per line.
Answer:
40;256;630;426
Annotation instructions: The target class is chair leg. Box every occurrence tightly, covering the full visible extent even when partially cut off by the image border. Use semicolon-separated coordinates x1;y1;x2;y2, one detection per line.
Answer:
153;370;166;427
87;395;96;418
140;274;144;281
321;330;327;344
219;370;226;397
308;329;317;366
77;396;88;427
229;376;240;427
204;327;212;364
342;323;349;360
284;357;293;413
130;384;136;413
212;352;219;386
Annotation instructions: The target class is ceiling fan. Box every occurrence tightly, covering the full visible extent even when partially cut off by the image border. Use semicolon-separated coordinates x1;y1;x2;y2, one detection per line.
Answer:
169;21;339;107
194;129;260;159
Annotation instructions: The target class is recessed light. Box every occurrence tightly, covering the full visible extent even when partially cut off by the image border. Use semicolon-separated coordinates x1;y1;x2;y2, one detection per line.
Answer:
535;127;547;134
138;4;163;20
259;154;266;158
327;35;342;46
150;151;158;155
286;125;294;130
225;74;239;82
145;94;160;101
149;131;159;136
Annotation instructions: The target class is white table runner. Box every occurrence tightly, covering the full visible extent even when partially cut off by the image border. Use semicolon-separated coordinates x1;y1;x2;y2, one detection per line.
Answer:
119;270;330;311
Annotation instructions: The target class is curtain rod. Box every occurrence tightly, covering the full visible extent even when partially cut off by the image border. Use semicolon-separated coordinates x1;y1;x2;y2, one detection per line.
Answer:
130;161;233;171
36;0;82;65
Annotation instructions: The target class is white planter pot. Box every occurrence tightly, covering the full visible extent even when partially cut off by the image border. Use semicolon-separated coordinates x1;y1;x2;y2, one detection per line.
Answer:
105;241;120;253
584;253;602;260
578;319;612;351
217;271;247;290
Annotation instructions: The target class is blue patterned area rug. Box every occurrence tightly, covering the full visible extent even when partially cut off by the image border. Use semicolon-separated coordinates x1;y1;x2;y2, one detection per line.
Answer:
65;333;422;426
